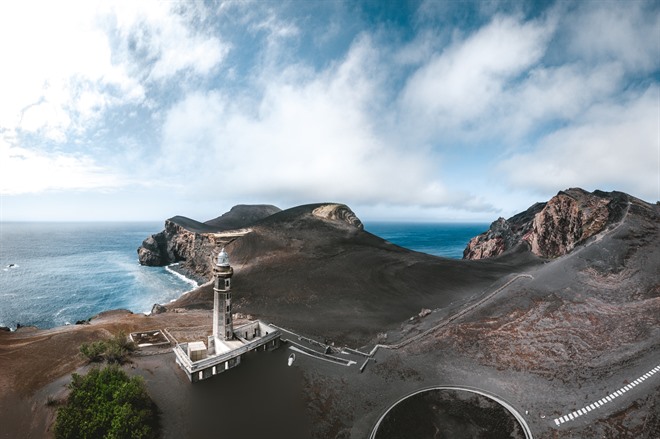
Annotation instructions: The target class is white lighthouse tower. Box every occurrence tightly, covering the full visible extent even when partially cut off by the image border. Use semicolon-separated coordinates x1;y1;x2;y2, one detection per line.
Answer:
173;244;281;382
213;248;233;342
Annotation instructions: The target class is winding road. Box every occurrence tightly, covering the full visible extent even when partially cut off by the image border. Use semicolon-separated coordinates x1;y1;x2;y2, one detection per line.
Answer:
553;363;660;427
367;273;534;354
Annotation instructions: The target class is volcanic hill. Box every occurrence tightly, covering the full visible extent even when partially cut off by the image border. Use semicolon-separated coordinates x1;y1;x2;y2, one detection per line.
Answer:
138;202;534;345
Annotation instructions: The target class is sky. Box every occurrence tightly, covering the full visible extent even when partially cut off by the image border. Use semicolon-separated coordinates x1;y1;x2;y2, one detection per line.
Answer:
0;0;659;222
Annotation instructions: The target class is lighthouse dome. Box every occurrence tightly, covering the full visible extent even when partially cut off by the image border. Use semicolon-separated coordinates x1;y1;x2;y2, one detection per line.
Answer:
216;248;230;267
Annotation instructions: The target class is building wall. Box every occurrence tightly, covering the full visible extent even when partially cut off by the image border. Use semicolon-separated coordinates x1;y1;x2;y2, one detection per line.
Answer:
174;329;281;383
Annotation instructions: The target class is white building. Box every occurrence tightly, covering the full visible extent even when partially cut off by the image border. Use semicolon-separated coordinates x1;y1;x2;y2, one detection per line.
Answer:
174;248;281;382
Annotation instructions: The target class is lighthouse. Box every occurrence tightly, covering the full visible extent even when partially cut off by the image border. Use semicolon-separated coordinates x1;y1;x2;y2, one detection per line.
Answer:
172;243;281;382
213;248;233;342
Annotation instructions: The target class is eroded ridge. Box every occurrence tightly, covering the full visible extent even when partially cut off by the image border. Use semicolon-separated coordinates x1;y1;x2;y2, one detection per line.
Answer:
553;364;660;426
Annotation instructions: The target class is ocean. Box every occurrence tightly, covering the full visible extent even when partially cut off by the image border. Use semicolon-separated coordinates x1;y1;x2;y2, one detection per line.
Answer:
0;222;197;331
0;221;487;330
363;222;488;259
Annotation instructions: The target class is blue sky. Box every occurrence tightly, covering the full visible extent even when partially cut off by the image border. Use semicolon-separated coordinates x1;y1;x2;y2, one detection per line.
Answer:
0;0;658;222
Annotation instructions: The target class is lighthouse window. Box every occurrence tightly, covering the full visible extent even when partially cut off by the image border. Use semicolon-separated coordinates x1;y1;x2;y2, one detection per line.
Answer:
226;305;230;313
225;279;230;288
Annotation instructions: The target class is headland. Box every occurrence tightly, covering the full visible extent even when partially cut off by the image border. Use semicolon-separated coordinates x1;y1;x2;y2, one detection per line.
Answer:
0;189;658;438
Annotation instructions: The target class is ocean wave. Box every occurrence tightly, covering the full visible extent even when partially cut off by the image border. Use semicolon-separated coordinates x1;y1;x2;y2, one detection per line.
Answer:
0;222;185;330
165;264;199;289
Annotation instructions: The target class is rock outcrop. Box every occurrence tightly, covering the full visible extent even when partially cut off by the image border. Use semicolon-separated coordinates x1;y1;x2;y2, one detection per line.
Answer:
150;303;167;315
464;188;630;260
312;204;364;230
137;219;197;267
137;204;281;277
463;203;545;260
137;203;365;281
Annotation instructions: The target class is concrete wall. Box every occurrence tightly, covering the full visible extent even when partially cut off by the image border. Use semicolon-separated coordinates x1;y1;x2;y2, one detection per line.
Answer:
174;322;282;383
236;321;261;340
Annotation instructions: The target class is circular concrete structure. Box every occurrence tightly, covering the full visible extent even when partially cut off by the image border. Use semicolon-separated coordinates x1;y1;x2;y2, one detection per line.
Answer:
370;386;533;439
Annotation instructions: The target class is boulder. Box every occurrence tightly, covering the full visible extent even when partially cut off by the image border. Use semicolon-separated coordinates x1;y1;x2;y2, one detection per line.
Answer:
151;303;167;315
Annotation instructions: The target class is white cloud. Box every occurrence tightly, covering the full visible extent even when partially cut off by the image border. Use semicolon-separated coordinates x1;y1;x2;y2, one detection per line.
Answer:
251;11;300;40
0;1;145;141
0;140;124;195
1;1;657;221
0;0;226;145
563;2;660;74
494;61;624;142
399;14;554;141
111;1;228;81
156;4;659;214
157;35;490;212
498;86;659;202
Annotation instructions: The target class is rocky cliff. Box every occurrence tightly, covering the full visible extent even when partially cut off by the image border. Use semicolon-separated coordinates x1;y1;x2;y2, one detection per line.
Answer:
137;203;365;281
137;204;281;277
463;188;630;259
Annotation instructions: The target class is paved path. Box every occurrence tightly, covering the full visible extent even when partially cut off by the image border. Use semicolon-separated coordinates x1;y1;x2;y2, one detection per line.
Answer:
360;273;534;356
553;364;660;427
276;274;534;370
272;325;363;367
368;385;534;439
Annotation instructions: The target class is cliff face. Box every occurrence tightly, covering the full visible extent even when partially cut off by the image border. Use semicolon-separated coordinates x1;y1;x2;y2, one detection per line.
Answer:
137;219;217;276
137;204;281;278
137;203;364;281
463;202;545;260
137;219;185;266
464;188;630;260
311;204;363;229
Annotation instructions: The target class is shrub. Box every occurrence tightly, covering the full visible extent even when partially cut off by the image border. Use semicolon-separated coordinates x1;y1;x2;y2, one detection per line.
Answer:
79;340;107;362
111;331;136;353
54;365;159;439
79;331;136;364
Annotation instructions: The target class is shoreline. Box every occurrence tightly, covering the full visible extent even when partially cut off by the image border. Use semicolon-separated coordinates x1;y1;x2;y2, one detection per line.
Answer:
141;262;208;315
142;262;210;315
164;263;201;289
1;261;208;331
0;220;201;332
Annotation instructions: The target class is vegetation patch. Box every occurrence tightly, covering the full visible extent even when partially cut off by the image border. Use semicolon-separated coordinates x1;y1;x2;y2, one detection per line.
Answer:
79;331;135;364
54;365;159;439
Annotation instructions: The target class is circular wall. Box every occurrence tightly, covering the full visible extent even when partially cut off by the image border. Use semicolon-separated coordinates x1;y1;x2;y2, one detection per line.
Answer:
371;387;532;439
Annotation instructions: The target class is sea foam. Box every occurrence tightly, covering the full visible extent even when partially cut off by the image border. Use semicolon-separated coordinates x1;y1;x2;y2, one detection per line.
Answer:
165;263;199;289
0;222;195;330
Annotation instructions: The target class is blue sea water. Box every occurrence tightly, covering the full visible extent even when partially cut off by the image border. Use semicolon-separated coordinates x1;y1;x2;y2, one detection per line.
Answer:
363;222;488;259
0;221;487;330
0;222;197;330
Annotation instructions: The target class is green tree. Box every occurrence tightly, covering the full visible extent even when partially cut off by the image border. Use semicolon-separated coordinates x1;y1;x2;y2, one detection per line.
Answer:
54;365;159;439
